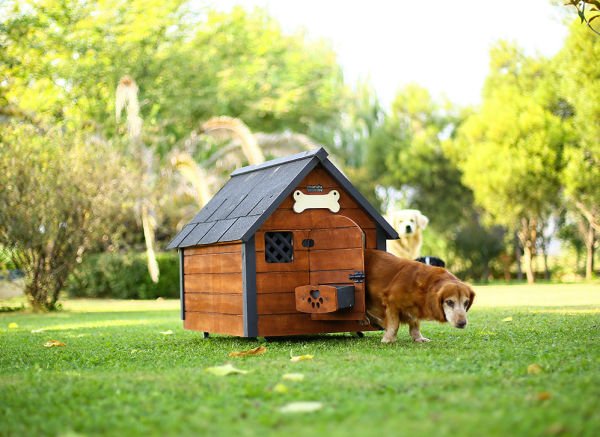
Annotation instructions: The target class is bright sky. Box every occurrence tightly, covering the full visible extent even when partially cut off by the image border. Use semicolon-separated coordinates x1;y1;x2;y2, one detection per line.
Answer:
216;0;569;107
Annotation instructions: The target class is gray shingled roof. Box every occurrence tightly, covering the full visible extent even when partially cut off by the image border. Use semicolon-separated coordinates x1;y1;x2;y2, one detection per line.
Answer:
166;147;398;249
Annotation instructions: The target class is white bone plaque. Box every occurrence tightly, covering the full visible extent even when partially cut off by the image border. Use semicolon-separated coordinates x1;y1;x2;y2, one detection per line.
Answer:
293;190;340;213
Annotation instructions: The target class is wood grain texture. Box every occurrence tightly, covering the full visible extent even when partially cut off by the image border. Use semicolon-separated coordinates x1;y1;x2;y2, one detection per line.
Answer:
184;243;242;256
255;249;309;273
255;230;310;252
257;313;376;337
184;312;244;336
184;273;243;294
184;251;242;274
257;292;298;314
294;285;339;313
309;248;363;271
365;229;377;249
185;293;243;315
260;208;375;230
256;271;309;293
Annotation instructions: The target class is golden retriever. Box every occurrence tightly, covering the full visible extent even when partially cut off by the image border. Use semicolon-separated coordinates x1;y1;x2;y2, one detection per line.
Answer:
386;209;429;259
365;249;475;343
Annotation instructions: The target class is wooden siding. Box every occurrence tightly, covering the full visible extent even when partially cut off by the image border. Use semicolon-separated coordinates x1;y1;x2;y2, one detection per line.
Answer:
183;242;244;335
256;166;376;335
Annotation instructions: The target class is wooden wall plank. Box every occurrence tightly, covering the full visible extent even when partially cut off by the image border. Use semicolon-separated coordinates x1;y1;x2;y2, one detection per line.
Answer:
256;271;309;293
185;293;243;315
255;250;309;273
184;251;242;274
310;228;362;250
255;230;310;252
309;248;363;271
257;293;298;314
184;243;242;256
261;209;375;231
184;273;243;293
365;229;377;249
184;312;244;336
257;314;377;337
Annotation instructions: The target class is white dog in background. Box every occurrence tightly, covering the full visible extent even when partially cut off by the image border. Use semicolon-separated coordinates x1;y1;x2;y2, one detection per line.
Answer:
386;209;429;259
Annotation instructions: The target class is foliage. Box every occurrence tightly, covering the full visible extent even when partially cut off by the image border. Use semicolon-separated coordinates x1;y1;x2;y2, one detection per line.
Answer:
555;21;600;280
66;252;179;299
1;285;599;435
367;84;474;233
450;43;567;283
0;123;135;310
564;0;600;35
0;2;345;155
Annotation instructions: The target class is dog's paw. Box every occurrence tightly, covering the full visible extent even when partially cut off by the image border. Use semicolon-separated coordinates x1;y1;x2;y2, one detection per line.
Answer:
381;336;397;344
413;337;431;343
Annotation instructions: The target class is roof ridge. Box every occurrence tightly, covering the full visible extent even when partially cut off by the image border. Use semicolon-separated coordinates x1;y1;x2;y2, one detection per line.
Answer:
230;147;327;176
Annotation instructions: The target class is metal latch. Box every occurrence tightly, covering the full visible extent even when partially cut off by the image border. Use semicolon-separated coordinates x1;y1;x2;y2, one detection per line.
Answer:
349;271;365;283
302;239;315;248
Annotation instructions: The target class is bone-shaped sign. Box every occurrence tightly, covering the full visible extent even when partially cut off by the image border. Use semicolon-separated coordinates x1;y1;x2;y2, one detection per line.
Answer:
293;190;340;213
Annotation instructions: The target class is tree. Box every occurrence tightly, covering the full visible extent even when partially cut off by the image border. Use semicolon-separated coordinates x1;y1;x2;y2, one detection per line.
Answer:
0;2;346;154
0;123;134;310
451;42;566;283
564;1;600;36
555;21;600;279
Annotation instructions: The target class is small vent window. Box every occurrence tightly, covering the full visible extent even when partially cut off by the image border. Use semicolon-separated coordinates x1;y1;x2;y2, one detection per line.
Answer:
265;232;293;263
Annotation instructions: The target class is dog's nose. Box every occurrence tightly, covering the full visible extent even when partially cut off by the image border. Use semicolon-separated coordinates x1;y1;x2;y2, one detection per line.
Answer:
405;225;412;234
456;320;467;329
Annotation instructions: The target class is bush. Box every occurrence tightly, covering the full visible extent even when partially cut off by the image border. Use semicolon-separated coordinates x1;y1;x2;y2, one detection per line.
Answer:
66;252;179;299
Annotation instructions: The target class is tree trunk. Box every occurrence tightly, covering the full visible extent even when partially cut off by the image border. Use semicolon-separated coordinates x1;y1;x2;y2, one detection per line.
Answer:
540;234;551;281
517;217;537;284
515;233;523;281
523;244;535;284
585;224;595;280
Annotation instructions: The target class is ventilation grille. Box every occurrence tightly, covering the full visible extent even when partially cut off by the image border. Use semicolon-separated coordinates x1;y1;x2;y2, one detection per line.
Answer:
265;232;293;263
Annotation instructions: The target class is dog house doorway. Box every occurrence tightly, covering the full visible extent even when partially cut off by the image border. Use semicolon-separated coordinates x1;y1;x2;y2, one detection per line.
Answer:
295;215;366;321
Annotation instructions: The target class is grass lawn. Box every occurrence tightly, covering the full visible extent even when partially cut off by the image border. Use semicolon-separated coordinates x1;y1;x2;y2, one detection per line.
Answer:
1;284;599;436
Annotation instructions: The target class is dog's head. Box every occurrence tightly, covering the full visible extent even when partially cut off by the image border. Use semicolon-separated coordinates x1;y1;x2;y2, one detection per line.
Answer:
437;281;475;328
387;209;429;237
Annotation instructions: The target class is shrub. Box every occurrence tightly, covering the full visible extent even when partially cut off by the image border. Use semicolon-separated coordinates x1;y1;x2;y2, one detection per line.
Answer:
0;123;135;310
66;252;179;299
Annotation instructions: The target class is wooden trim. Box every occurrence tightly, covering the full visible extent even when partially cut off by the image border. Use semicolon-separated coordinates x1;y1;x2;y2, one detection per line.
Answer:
376;225;387;251
184;242;242;256
242;236;258;337
179;249;185;320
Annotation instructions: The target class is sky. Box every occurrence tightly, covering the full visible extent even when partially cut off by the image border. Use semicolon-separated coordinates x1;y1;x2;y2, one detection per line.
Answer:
215;0;570;107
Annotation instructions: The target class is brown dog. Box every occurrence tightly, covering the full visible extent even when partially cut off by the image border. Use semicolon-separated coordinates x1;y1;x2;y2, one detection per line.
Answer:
365;249;475;343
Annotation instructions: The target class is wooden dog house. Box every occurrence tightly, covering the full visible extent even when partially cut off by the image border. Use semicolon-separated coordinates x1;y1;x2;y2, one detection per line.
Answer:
166;148;398;337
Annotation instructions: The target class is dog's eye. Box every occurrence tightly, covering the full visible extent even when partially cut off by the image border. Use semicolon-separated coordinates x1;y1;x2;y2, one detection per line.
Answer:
445;300;454;307
464;300;470;308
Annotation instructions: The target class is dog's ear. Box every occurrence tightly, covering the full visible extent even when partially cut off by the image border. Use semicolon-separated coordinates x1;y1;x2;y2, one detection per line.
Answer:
416;212;429;230
434;284;449;322
466;287;475;312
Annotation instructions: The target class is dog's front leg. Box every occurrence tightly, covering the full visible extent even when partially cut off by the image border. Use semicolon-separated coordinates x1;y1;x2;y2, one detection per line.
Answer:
381;307;400;343
408;319;430;343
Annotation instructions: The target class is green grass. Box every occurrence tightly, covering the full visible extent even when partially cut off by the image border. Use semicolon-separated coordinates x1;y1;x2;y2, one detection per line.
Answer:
1;284;599;437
